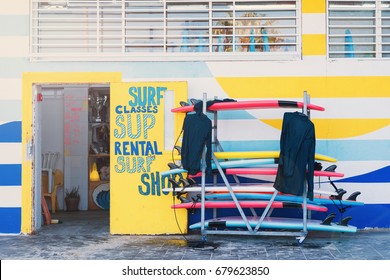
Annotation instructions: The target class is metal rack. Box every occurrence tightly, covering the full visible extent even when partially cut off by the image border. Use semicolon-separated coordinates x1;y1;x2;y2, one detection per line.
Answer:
197;91;314;243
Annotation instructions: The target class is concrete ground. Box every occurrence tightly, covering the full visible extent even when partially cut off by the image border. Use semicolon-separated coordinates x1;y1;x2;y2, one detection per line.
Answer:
1;211;390;260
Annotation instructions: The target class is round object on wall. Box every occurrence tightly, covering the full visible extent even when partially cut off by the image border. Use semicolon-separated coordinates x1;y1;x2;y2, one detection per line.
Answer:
92;183;110;210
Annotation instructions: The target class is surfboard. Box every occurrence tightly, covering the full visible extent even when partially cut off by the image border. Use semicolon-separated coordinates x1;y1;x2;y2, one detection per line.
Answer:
205;192;364;207
226;168;344;177
92;183;110;210
189;216;357;233
214;151;337;163
171;100;325;113
160;158;277;177
172;200;328;212
162;185;338;196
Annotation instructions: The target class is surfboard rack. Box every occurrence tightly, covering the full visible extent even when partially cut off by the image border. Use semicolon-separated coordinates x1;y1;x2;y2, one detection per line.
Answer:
167;91;360;243
190;92;319;243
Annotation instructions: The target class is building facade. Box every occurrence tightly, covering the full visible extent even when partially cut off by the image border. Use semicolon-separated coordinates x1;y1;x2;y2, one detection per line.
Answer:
1;0;390;234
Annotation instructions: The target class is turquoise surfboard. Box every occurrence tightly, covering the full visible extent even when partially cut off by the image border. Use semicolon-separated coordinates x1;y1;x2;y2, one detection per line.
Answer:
205;192;364;207
189;216;357;233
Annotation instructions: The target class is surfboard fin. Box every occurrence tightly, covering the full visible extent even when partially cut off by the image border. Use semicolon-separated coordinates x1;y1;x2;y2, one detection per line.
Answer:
180;101;189;107
208;221;227;230
174;145;182;155
169;178;190;204
167;162;180;170
325;164;337;172
346;191;361;201
177;196;191;203
168;178;180;189
321;213;336;225
338;216;353;226
190;98;201;105
330;189;347;200
179;178;197;188
186;177;198;186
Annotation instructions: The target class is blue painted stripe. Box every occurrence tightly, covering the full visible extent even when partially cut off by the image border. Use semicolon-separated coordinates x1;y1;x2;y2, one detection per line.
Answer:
324;204;390;229
336;165;390;183
219;140;390;161
0;164;21;186
317;140;390;161
210;111;256;120
0;121;21;143
0;207;21;234
0;58;213;79
0;15;29;36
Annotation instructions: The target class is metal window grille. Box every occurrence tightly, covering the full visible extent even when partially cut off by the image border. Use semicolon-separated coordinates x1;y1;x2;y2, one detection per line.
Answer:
30;0;300;61
328;0;390;58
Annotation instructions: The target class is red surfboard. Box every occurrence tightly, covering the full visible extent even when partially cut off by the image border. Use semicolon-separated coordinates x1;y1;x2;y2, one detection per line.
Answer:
171;100;325;113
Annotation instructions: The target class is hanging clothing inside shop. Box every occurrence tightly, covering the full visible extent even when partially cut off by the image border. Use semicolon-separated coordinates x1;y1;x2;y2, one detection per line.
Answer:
273;111;316;200
181;101;212;175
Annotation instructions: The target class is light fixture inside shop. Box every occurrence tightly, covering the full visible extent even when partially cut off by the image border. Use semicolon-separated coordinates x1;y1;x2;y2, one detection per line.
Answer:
90;162;100;182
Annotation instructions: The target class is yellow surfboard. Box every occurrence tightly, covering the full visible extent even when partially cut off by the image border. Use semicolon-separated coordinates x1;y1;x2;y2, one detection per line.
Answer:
214;151;337;162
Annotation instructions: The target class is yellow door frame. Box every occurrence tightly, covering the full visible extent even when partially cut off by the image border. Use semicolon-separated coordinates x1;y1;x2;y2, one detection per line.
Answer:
21;72;122;234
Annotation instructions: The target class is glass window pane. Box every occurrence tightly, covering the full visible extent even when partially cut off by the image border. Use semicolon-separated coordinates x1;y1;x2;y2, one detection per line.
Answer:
32;0;300;59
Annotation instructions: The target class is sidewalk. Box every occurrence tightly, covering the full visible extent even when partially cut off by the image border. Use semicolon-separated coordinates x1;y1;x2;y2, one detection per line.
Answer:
1;211;390;260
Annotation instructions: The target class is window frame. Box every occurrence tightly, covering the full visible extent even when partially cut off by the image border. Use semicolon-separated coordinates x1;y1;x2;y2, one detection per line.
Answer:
30;0;302;62
327;0;390;60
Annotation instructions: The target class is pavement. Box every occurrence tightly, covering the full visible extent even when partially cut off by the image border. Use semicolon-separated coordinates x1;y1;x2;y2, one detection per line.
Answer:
1;211;390;260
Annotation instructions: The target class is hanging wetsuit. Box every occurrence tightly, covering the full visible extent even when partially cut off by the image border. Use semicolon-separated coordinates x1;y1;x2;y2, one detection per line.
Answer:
181;102;212;175
273;112;315;200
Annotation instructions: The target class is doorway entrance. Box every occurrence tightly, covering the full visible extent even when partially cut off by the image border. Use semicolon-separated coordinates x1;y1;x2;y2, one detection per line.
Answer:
36;84;110;229
22;72;122;234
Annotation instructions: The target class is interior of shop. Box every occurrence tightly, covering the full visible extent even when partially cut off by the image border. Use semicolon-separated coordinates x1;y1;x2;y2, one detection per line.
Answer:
40;84;110;225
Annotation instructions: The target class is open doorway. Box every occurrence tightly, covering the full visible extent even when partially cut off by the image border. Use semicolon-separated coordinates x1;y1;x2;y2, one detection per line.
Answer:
35;84;110;231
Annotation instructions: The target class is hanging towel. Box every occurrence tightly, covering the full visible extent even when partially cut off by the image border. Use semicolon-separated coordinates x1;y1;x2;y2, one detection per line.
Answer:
273;112;315;200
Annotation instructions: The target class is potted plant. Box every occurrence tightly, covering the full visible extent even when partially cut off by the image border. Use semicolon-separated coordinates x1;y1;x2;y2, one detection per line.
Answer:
65;186;80;211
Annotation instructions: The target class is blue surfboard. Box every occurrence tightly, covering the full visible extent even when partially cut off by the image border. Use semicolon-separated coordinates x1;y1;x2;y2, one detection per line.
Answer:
161;158;276;176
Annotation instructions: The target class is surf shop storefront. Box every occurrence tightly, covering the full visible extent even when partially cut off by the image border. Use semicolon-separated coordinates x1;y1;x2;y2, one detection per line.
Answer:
4;70;390;237
19;74;189;235
2;0;390;236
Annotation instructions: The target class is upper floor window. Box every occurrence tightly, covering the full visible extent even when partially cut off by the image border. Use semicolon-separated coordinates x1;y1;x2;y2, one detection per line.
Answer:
30;0;300;61
328;0;390;59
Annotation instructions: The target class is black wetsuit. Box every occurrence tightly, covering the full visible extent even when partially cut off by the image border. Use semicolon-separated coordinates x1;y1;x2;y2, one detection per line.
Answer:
273;112;316;200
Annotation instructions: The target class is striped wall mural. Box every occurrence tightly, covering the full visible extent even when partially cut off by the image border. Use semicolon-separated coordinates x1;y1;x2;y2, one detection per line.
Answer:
0;1;26;234
0;1;390;233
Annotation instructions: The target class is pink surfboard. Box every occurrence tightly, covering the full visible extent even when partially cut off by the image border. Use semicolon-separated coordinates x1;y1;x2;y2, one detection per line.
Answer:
172;200;328;212
171;100;325;113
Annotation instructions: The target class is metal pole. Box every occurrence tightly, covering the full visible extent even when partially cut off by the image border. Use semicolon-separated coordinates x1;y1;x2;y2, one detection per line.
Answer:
302;91;309;236
200;92;207;241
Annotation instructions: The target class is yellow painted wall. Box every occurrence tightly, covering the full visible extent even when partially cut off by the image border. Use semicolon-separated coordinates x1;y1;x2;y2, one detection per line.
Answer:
216;76;390;98
302;0;326;13
110;82;187;234
302;34;326;56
